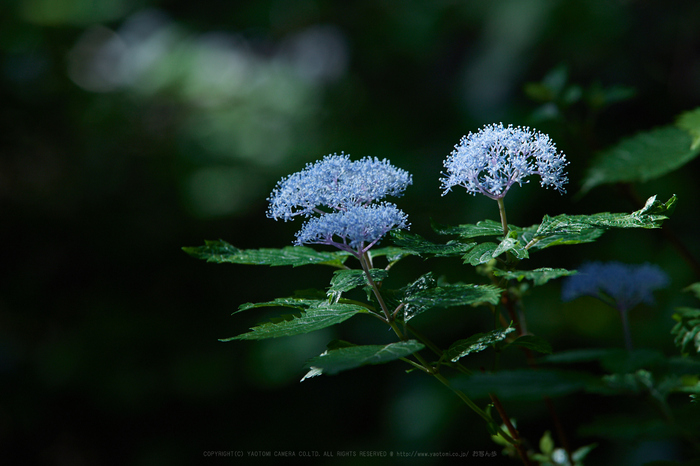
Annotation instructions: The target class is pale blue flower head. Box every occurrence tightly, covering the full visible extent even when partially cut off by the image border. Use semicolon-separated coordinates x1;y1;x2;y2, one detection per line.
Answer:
267;154;412;255
294;203;409;255
267;153;412;221
440;123;568;200
562;261;670;311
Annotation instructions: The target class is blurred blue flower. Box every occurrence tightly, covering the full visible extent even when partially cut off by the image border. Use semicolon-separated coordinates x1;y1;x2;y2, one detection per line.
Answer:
267;153;412;221
267;154;412;255
561;261;670;311
294;203;409;254
440;123;568;200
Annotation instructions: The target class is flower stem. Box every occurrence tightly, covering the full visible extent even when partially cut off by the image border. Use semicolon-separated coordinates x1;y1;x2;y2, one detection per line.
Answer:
497;197;509;238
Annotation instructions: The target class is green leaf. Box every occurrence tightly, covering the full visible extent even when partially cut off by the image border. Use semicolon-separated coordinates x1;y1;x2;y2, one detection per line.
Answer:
492;235;529;260
504;335;553;354
462;242;499;265
524;195;675;250
221;303;366;341
389;230;475;257
328;269;388;298
302;340;425;376
432;219;505;238
183;240;350;268
446;326;516;362
398;272;438;321
671;307;700;355
676;106;700;150
581;125;700;194
367;246;411;263
493;268;577;286
539;430;555;456
237;297;326;315
403;283;502;319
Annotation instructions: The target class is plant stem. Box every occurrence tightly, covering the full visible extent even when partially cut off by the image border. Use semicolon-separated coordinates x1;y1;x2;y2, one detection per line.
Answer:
489;392;533;466
619;307;634;351
497;197;509;238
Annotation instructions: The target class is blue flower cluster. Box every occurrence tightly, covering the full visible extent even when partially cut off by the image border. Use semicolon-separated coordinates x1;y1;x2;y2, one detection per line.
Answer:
267;153;412;255
440;123;569;200
561;261;670;311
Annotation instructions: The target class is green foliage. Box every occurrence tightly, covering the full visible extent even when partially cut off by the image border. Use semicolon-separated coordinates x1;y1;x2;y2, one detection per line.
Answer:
389;230;475;257
402;283;502;316
455;370;594;401
493;268;577;286
183;240;350;268
446;326;516;362
581;116;700;193
522;195;676;250
432;219;505;238
672;308;700;356
503;335;553;354
302;340;425;378
328;269;388;299
462;242;499;265
221;302;366;341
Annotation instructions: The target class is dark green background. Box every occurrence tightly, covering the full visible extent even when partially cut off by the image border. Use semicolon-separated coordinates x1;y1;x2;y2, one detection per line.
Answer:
2;1;700;464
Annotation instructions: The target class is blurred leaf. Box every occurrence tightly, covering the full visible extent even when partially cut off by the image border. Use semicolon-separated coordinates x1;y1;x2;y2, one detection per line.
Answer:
676;106;700;150
390;230;475;257
581;125;700;193
302;340;425;376
493;267;577;286
684;282;700;300
183;240;350;267
539;430;555;456
455;370;594;401
221;303;366;341
671;307;700;355
504;335;553;354
446;326;515;362
542;348;619;365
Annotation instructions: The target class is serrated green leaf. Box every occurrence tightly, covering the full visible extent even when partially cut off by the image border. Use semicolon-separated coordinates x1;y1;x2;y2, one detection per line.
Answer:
524;195;675;250
183;240;350;267
303;340;425;376
327;269;388;300
432;219;505;238
367;246;411;263
237;297;325;315
504;335;553;354
390;230;475;257
676;106;700;150
671;307;700;355
222;303;366;341
493;236;529;260
446;326;515;362
492;268;577;286
462;242;499;265
403;283;502;319
581;125;700;193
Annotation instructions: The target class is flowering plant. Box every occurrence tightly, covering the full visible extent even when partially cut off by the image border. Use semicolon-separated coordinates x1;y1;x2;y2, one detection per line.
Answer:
185;121;699;465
